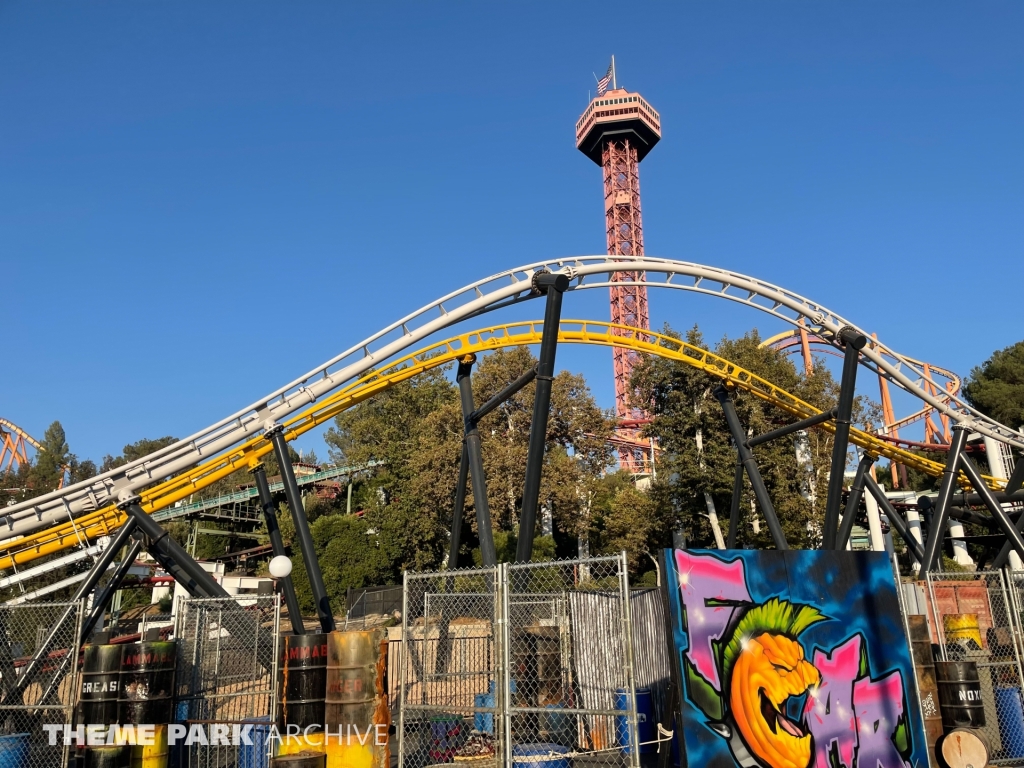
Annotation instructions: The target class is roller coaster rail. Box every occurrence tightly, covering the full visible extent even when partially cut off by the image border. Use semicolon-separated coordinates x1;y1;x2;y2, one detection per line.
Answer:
150;460;381;523
0;317;1015;580
2;257;1020;551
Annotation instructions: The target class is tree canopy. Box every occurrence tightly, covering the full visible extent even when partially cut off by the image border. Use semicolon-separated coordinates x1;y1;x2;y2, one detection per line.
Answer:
964;340;1024;430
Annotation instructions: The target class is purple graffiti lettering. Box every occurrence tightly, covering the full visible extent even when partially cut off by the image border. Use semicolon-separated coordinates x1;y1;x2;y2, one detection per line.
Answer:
805;635;860;768
853;670;910;768
674;550;751;692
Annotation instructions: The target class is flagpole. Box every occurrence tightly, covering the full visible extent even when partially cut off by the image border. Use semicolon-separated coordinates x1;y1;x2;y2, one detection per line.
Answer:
611;55;616;90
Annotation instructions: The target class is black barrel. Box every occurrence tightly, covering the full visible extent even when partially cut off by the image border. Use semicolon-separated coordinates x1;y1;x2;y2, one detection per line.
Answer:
280;633;329;732
935;661;986;729
81;644;124;727
118;641;176;725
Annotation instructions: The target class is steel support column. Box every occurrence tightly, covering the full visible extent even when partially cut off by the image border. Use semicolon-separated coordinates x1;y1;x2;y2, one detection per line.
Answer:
457;355;497;567
748;408;838;448
517;271;570;562
823;328;867;549
958;454;1024;567
251;462;305;634
80;537;144;642
714;385;788;550
267;425;335;633
864;475;926;564
837;452;875;550
921;425;970;572
449;443;470;569
123;500;275;671
727;463;743;549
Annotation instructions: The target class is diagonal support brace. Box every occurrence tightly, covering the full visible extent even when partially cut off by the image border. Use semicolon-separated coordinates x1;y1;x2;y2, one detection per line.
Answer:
714;384;788;550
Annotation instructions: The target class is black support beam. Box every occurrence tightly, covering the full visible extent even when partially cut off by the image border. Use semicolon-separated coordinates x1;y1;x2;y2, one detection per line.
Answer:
267;426;335;633
837;452;876;551
823;328;867;549
726;462;744;549
448;443;470;569
251;462;305;634
122;500;275;671
517;271;569;562
921;426;970;572
714;384;788;550
864;475;926;564
957;454;1024;568
748;408;838;448
457;355;497;567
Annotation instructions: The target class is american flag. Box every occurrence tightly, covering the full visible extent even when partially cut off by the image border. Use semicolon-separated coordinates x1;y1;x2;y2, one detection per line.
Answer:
596;61;613;96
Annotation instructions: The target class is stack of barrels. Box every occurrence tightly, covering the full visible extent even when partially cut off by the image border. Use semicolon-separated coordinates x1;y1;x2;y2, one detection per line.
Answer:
907;615;944;766
77;640;176;768
276;629;389;768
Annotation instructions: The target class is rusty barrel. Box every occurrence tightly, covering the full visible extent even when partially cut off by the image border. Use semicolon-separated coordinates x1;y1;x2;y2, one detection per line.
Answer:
118;641;176;725
936;661;985;730
81;644;124;727
325;630;379;731
281;634;329;732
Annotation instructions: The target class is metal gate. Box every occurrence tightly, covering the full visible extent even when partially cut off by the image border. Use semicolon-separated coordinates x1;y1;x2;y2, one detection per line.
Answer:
174;594;281;768
398;554;639;768
0;600;83;768
926;569;1024;764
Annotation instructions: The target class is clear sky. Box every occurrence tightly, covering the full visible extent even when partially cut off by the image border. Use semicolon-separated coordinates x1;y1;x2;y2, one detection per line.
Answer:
2;2;1022;464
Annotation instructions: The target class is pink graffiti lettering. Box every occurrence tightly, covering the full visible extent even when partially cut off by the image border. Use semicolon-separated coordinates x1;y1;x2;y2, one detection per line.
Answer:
675;550;751;692
853;670;910;768
805;635;860;768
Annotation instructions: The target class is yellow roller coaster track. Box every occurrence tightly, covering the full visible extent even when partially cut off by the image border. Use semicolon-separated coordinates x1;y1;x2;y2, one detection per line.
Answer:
0;319;1002;572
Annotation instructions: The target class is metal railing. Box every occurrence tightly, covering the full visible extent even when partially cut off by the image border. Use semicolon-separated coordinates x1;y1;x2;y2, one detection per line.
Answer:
926;569;1024;764
398;554;638;768
174;594;281;768
0;600;83;768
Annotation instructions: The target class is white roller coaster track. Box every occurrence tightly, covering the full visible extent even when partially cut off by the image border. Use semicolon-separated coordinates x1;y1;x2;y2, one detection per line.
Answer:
3;256;1020;541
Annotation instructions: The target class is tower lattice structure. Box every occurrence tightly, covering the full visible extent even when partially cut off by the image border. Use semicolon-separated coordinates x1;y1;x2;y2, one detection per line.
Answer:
576;82;661;470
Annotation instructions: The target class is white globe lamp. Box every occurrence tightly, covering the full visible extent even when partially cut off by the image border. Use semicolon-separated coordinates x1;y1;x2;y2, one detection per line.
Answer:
269;555;293;579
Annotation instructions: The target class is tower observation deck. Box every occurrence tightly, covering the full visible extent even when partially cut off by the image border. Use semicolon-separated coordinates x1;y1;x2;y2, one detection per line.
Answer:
576;82;661;470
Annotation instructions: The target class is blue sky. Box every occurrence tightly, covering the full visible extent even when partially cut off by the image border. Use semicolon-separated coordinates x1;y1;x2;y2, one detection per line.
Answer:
2;2;1021;464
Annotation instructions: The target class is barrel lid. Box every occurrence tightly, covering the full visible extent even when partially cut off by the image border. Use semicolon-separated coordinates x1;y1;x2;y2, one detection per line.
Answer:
513;743;570;757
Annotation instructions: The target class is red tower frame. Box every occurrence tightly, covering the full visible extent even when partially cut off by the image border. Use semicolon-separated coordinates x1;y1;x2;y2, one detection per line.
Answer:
576;82;661;470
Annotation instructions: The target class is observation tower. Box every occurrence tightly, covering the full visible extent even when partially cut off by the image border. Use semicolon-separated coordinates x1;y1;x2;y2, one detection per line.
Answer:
575;60;661;469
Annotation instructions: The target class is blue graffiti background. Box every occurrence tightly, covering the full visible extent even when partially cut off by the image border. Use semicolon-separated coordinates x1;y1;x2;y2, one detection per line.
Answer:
663;549;929;768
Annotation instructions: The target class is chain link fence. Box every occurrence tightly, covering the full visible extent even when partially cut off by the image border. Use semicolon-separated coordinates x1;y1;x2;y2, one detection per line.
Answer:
174;594;281;768
0;600;83;768
926;569;1024;764
398;555;638;768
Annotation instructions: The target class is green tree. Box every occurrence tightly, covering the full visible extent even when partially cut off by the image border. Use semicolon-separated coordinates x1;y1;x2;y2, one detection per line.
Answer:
30;421;71;490
101;436;178;473
964;340;1024;430
325;347;613;572
631;325;878;552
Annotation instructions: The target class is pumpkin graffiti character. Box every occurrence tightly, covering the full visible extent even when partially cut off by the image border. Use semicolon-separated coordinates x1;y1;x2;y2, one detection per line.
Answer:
700;598;825;768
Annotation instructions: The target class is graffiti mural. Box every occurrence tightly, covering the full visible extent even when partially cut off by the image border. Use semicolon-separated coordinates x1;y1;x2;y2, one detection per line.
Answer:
663;549;927;768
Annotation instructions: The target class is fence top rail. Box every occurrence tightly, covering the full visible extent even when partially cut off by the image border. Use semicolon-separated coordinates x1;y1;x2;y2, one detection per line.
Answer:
405;566;498;579
507;554;623;571
0;600;83;609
